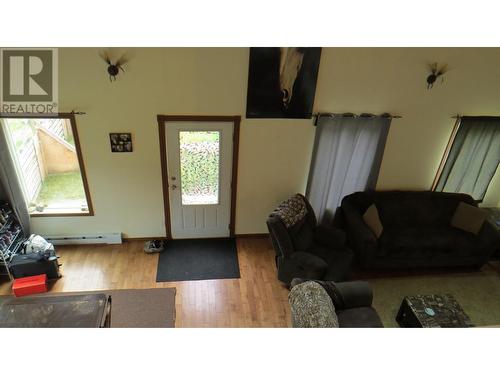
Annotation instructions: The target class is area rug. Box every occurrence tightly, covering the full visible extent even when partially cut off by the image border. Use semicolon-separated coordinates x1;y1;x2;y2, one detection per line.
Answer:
42;287;176;328
367;266;500;327
156;238;240;282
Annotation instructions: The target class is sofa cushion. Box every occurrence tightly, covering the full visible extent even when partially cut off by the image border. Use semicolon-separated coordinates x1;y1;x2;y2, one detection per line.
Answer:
289;281;339;328
363;204;383;238
379;227;480;258
451;202;488;235
315;225;346;247
290;251;328;272
308;242;349;263
322;248;354;282
304;244;353;281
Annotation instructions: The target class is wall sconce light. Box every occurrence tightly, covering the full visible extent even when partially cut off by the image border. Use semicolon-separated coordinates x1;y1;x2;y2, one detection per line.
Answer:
99;50;128;82
426;62;448;89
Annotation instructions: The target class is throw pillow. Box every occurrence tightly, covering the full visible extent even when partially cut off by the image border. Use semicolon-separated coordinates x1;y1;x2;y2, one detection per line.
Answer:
363;204;383;238
288;281;339;328
451;201;488;235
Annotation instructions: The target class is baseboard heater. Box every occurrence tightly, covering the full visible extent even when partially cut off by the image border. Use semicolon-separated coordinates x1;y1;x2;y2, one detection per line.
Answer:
43;233;122;245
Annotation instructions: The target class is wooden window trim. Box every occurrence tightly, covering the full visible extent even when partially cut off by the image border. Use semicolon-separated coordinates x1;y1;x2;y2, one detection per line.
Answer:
0;112;94;217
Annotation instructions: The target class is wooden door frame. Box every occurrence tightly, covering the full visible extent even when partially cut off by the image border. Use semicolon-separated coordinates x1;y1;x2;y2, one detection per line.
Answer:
157;115;241;239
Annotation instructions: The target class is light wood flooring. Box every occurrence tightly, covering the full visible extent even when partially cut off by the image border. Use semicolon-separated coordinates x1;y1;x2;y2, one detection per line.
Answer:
0;237;292;327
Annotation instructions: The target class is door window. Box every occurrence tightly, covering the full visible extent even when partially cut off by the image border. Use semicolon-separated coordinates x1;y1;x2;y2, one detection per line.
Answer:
179;130;220;205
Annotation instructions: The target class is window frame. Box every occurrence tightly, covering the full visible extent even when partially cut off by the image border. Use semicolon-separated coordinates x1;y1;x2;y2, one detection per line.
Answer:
0;112;94;217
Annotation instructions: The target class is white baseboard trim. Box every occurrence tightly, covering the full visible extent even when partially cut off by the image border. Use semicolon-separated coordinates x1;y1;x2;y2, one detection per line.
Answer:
43;232;122;245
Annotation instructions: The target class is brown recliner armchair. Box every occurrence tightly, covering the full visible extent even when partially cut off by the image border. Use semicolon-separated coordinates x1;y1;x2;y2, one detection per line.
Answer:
266;194;353;285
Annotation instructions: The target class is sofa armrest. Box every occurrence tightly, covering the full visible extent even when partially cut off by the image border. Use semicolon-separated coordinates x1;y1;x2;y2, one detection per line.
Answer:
479;221;500;255
332;281;374;309
314;225;346;248
290;251;328;272
341;201;379;262
267;216;295;258
292;279;374;310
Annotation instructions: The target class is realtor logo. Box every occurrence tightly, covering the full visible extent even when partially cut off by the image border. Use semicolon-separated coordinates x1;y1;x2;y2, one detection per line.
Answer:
1;48;58;114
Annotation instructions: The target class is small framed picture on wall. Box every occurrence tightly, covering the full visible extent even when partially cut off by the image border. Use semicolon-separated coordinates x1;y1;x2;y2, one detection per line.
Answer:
110;133;133;152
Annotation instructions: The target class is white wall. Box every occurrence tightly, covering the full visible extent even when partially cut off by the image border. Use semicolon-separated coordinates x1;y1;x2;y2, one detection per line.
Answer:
29;47;500;237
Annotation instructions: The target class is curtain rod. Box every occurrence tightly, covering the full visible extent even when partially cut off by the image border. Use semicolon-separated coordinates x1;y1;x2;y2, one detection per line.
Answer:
451;114;500;119
0;111;86;117
313;112;402;126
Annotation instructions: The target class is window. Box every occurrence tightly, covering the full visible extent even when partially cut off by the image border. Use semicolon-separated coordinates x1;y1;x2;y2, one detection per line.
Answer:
0;114;93;216
179;130;220;205
432;116;500;201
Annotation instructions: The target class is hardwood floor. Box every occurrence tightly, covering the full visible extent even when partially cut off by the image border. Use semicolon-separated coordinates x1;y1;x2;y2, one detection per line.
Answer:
0;237;292;327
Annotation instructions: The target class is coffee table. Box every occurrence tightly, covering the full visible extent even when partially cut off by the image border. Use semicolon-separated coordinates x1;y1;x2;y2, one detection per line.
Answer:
396;294;474;328
0;293;112;328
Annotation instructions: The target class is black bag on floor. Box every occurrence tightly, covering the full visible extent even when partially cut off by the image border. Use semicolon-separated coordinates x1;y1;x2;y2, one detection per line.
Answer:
10;248;61;279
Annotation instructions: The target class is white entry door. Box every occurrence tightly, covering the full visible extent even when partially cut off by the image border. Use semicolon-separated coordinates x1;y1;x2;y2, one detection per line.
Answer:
165;121;234;239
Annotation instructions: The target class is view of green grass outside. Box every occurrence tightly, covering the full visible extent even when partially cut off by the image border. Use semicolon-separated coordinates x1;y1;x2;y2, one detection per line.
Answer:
5;118;87;213
65;132;75;146
37;172;86;206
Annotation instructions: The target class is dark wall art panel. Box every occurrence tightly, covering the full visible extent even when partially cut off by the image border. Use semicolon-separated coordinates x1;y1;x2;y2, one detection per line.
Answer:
110;133;133;152
246;47;322;119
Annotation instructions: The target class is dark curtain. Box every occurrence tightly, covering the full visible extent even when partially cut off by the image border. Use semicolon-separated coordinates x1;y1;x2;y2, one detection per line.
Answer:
435;117;500;201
